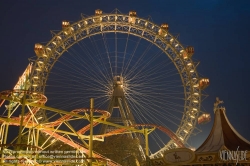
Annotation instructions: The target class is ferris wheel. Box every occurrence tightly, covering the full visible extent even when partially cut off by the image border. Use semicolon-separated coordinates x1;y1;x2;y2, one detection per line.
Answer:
0;9;210;164
32;9;209;157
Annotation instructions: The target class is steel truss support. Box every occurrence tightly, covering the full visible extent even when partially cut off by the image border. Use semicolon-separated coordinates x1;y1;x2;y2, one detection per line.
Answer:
100;76;136;135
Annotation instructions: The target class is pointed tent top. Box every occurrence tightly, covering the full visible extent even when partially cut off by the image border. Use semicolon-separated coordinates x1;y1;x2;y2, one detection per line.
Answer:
196;98;250;153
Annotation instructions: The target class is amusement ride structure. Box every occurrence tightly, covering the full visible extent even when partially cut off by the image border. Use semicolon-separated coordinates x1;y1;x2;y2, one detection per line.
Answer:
0;9;210;165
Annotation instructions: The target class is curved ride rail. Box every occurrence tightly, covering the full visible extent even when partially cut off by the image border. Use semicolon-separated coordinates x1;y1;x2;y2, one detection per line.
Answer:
0;90;47;120
0;104;119;166
98;124;185;148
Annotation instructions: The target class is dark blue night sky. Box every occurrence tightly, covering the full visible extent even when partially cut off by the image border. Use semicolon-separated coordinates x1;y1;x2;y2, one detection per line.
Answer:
0;0;250;150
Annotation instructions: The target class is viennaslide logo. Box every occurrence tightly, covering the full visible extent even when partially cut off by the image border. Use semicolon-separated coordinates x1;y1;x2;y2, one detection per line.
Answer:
219;146;248;165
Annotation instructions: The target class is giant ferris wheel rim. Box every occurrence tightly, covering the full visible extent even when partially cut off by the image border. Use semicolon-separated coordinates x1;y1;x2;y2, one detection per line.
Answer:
30;10;202;158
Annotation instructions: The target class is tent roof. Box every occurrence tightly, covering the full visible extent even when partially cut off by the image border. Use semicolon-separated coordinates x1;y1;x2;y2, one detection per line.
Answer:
196;107;250;153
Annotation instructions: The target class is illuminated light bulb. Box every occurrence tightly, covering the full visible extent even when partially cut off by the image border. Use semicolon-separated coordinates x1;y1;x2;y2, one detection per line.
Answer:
179;137;184;141
193;100;198;103
194;92;199;95
190;69;194;73
193;108;197;111
187;62;192;66
188;123;192;126
184;130;188;133
190;115;195;119
193;84;198;88
190;147;196;151
32;84;38;87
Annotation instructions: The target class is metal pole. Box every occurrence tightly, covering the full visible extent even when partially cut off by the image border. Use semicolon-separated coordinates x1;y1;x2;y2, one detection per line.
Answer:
89;98;94;165
17;91;27;150
35;129;40;162
3;106;10;145
144;128;149;156
1;104;11;163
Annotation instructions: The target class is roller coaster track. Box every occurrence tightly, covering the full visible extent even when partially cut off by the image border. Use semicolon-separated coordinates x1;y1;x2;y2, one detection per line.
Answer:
0;90;184;165
0;91;120;166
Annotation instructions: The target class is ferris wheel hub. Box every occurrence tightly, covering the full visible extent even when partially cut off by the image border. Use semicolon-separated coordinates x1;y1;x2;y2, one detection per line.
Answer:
113;76;123;86
112;76;125;98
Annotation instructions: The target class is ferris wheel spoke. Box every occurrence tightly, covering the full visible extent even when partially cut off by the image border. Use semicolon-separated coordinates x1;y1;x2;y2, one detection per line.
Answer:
125;42;154;78
68;39;111;85
128;94;181;118
123;37;142;75
86;36;112;82
53;57;104;87
152;132;166;146
115;32;118;75
126;95;180;127
77;37;107;77
150;132;165;150
126;88;184;105
126;94;183;123
102;33;114;78
50;59;109;90
126;49;164;80
133;64;177;82
46;81;108;96
121;33;129;74
128;70;179;86
50;77;109;92
130;42;154;72
49;95;107;110
66;48;109;85
128;80;182;90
